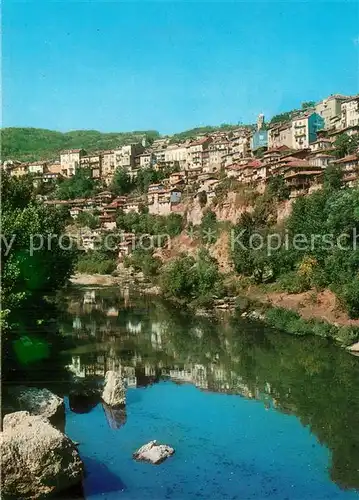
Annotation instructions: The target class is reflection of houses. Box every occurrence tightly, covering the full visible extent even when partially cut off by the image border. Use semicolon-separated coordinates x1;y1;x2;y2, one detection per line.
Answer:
84;290;96;304
127;320;142;334
151;322;163;350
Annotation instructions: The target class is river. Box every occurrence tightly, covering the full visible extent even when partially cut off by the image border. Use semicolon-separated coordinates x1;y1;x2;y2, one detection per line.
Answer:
54;285;359;499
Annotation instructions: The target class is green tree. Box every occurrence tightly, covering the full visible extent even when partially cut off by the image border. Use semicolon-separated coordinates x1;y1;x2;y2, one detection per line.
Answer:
76;211;100;229
302;101;316;109
266;175;290;201
110;167;133;195
198;190;207;207
333;133;359;159
56;168;97;199
1;172;77;321
323;164;343;191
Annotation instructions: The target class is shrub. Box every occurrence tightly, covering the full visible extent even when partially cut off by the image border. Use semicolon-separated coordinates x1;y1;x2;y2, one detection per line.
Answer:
76;211;99;229
336;279;359;319
76;255;117;274
160;249;223;303
198;191;207;208
125;248;161;278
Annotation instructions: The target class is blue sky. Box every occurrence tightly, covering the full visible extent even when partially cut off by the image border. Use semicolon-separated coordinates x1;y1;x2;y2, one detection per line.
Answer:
2;0;359;134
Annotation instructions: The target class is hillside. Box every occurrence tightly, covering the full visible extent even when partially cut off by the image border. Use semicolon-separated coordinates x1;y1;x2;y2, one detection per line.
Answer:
168;123;251;143
1;127;160;162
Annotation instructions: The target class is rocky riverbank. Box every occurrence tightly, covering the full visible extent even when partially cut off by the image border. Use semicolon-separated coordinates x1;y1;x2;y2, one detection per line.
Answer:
1;386;84;499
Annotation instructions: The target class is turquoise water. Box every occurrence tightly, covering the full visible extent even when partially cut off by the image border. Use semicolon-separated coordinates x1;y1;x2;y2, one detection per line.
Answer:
58;287;359;499
66;382;358;500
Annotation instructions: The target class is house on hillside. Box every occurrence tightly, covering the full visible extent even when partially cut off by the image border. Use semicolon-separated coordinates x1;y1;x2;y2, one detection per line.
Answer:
60;149;86;177
335;154;359;187
315;94;349;129
291;112;325;149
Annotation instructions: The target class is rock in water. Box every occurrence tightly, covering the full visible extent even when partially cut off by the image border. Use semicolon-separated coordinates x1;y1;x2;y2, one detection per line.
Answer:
101;370;126;407
133;440;175;464
1;411;84;499
6;386;65;432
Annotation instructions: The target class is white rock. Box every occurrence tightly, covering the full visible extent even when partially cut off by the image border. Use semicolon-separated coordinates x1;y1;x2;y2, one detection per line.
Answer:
1;411;83;499
133;440;175;464
101;370;126;407
347;341;359;352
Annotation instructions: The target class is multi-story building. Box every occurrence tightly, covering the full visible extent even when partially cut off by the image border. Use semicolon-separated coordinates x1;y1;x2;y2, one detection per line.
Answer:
187;137;212;169
114;143;145;179
207;137;230;172
7;162;29;177
291;112;324;149
230;128;251;159
164;144;188;169
340;95;359;130
315;94;349;129
138;151;154;169
102;151;116;184
309;138;333;152
80;153;102;179
27;161;48;175
268;122;293;149
114;143;144;170
335;154;359;187
60;149;86;177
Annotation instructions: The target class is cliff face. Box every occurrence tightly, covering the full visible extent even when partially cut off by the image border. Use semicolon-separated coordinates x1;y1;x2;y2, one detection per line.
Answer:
162;189;295;269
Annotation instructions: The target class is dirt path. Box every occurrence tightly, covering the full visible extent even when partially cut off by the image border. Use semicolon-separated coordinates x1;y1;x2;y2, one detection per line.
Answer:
254;288;359;327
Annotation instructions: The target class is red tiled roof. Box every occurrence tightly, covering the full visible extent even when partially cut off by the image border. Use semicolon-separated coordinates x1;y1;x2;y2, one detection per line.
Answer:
247;160;262;168
190;137;210;146
60;149;84;154
285;170;322;179
285;160;311;168
335;154;359;163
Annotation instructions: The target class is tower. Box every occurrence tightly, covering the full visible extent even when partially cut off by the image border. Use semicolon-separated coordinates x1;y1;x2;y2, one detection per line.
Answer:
257;114;265;131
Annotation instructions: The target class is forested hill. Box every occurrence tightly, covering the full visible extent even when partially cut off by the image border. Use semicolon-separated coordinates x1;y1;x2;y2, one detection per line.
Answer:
1;128;160;162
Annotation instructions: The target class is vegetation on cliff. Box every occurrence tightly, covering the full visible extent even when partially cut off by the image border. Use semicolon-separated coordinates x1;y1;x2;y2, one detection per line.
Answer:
231;166;359;319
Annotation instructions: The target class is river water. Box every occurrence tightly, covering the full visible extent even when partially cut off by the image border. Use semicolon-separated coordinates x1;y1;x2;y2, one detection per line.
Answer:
56;286;359;500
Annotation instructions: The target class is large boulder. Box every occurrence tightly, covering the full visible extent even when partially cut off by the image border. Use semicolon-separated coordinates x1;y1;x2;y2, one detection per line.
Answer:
101;371;126;407
133;440;175;465
5;386;65;431
1;411;84;499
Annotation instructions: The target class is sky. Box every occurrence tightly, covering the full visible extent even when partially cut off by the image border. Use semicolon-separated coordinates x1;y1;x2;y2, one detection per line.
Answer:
2;0;359;135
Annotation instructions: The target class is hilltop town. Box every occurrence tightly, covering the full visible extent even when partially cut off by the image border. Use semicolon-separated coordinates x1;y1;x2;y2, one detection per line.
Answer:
3;94;359;241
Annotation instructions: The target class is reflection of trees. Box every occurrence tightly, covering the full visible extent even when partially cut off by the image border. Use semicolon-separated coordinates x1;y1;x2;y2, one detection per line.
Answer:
59;288;359;491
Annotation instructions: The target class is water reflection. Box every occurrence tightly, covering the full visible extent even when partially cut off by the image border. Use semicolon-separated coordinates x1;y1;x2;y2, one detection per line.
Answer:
59;286;359;491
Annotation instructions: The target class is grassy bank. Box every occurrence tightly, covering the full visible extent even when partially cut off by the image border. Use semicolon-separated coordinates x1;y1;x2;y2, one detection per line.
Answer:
234;295;359;348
